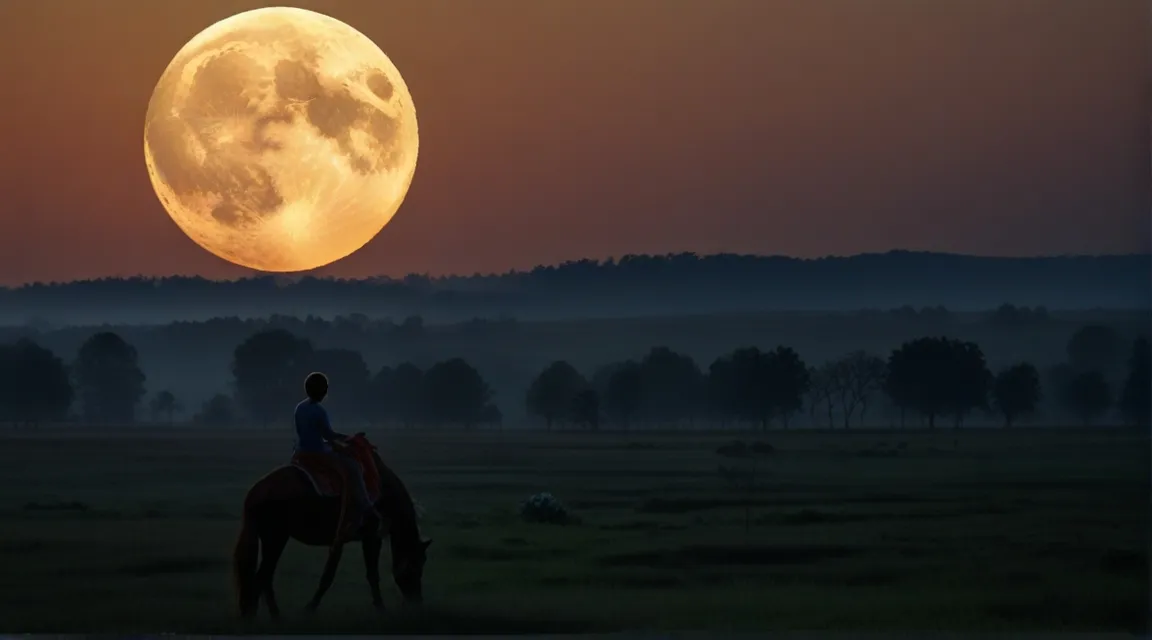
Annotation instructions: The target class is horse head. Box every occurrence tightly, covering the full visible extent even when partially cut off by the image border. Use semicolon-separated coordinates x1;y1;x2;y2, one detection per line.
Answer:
369;444;431;604
392;536;432;603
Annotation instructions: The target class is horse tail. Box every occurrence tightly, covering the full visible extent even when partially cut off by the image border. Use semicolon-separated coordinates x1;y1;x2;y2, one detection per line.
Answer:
233;506;260;617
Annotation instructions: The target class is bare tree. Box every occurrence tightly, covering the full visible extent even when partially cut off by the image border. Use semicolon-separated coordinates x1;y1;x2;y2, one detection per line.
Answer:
829;351;887;428
808;363;837;428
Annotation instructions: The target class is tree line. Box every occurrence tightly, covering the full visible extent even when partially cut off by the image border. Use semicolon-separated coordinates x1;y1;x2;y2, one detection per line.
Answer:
3;252;1144;297
0;304;1074;353
527;331;1150;430
2;252;1145;328
0;328;501;428
0;325;1147;429
221;329;501;428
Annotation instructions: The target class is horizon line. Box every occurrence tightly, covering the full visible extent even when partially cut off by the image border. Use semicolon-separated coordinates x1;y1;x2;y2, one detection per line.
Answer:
6;249;1150;289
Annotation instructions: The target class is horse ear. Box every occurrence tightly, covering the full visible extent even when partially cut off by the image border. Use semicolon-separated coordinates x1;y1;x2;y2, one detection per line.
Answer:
421;538;433;550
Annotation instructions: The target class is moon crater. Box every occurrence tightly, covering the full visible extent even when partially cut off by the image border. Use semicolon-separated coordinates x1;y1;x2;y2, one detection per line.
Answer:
144;7;418;272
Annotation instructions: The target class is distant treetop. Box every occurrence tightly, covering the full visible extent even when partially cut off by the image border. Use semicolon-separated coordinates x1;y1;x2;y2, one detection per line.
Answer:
1;251;1147;293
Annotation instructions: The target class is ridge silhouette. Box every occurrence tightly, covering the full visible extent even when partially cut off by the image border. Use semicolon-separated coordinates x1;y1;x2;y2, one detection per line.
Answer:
0;251;1148;326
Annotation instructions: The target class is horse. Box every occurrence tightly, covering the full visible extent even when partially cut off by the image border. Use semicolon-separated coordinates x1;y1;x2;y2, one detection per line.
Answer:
232;440;431;617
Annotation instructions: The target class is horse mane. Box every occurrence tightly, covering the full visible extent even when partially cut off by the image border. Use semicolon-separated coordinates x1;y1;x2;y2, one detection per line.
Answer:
370;448;422;545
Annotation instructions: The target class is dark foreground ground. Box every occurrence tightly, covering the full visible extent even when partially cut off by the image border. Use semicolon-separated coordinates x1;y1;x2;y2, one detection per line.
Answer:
0;427;1146;634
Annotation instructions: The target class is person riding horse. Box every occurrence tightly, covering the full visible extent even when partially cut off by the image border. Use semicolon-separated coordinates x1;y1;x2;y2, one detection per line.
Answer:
294;371;381;540
233;372;431;617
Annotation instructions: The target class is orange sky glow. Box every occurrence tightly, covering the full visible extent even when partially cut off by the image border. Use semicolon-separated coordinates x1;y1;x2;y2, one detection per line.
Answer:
0;0;1147;284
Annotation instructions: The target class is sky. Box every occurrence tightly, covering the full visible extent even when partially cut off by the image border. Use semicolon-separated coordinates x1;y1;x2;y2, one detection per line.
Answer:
0;0;1147;284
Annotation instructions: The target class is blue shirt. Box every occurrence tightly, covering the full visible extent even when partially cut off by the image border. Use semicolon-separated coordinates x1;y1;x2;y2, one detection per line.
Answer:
294;399;337;453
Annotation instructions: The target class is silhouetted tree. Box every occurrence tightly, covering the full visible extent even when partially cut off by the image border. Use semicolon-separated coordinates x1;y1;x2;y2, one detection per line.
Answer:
991;363;1041;427
194;393;236;427
396;315;425;339
807;363;836;428
1060;371;1112;426
0;339;73;425
590;361;622;399
712;346;809;430
374;362;425;427
309;348;371;424
149;390;182;425
829;351;885;428
571;388;600;430
392;362;428;426
73;332;146;424
638;347;704;426
988;303;1018;325
706;356;739;426
763;346;811;429
884;337;990;428
722;347;773;429
371;364;394;423
526;360;586;429
332;313;371;336
231;329;313;426
1119;337;1151;426
604;360;643;429
423;358;492;427
1066;325;1122;375
947;340;993;427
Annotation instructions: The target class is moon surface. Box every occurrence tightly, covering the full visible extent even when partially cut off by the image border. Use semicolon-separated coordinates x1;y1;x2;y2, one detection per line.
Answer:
144;7;418;272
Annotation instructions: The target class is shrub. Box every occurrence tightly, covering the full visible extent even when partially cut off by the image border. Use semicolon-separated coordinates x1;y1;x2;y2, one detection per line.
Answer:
519;492;572;525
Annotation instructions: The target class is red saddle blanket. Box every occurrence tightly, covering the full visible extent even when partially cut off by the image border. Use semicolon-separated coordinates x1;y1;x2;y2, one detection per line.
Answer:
290;434;381;504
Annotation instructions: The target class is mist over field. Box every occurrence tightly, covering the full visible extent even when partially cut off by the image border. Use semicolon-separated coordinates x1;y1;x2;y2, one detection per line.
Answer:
1;252;1148;635
0;253;1147;428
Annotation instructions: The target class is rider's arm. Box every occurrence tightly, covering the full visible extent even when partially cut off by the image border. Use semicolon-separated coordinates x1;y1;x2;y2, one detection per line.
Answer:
317;405;347;443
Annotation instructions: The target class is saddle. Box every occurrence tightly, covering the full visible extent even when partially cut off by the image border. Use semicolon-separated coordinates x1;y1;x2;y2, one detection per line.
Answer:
290;434;381;504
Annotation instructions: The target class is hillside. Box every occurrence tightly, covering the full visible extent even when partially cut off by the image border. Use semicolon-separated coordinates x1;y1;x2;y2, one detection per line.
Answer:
1;252;1147;326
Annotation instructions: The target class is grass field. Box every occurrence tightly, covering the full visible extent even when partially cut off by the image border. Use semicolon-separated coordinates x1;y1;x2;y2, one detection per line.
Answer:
0;426;1147;634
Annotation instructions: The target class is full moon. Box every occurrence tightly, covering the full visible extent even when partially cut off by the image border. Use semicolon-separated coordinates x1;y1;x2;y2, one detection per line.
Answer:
144;7;418;272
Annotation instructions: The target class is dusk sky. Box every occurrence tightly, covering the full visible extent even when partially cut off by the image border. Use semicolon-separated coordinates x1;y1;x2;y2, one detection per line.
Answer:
0;0;1147;284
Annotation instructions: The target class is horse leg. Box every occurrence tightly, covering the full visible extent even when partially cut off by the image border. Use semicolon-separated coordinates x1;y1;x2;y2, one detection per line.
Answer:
362;534;385;610
304;543;344;612
256;530;289;618
233;509;262;618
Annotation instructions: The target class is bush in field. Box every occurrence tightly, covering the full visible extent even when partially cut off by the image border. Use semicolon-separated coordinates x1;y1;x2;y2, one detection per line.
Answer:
519;492;572;525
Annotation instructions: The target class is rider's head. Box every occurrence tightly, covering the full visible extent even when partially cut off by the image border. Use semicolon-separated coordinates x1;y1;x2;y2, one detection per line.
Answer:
304;372;329;402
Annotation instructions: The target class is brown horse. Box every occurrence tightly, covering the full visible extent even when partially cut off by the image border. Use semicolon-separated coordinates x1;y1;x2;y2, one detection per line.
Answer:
232;443;431;617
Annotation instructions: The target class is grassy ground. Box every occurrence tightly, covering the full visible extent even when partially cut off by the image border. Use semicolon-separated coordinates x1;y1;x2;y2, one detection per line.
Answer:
0;426;1146;634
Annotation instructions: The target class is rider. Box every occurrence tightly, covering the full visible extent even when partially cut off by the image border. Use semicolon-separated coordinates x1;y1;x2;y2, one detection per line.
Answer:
294;371;381;539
